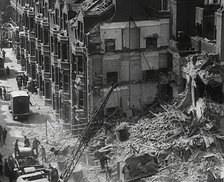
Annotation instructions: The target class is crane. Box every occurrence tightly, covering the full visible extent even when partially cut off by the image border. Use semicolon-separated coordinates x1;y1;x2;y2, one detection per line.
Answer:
60;82;118;182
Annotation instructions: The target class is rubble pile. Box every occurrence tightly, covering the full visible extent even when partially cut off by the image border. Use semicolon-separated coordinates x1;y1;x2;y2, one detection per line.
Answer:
111;53;224;182
17;121;76;163
127;106;189;152
115;101;224;181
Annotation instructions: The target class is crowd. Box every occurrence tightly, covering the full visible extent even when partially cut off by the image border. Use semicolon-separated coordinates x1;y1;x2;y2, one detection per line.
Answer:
15;73;38;94
14;136;45;160
16;73;28;91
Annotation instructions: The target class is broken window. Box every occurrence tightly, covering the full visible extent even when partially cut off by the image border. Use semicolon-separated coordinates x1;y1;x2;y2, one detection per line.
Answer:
106;72;118;85
142;70;158;81
146;37;157;49
105;39;115;52
79;90;84;109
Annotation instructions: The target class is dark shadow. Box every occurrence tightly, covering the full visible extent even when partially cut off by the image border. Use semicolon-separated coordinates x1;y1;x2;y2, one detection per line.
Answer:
25;111;49;124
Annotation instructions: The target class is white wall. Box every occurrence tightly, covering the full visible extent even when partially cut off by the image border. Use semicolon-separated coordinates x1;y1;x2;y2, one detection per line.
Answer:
141;51;159;70
104;82;158;110
100;18;170;51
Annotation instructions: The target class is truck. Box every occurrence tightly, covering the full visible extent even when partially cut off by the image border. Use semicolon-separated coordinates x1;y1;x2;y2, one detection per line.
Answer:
9;91;30;120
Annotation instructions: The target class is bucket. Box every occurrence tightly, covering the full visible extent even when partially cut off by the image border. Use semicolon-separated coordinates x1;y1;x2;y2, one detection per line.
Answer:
116;128;130;142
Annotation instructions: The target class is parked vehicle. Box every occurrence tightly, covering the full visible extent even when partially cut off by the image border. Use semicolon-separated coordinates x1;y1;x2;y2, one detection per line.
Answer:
12;143;50;182
9;91;30;120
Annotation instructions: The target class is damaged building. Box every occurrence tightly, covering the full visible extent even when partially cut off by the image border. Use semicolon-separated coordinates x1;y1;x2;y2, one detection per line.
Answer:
68;0;170;134
7;0;224;181
9;0;172;135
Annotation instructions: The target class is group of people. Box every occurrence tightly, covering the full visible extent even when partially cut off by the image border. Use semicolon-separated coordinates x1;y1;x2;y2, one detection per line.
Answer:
0;153;16;182
16;73;28;90
0;125;7;147
11;135;61;182
0;87;7;100
14;136;46;162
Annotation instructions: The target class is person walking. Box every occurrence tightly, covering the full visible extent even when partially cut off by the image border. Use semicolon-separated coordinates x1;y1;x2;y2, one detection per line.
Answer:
40;145;47;163
17;77;22;90
6;66;10;77
2;50;5;61
3;87;6;100
24;136;30;147
48;164;53;182
3;128;7;145
8;154;15;172
14;139;20;157
4;159;9;177
0;87;2;99
32;138;40;156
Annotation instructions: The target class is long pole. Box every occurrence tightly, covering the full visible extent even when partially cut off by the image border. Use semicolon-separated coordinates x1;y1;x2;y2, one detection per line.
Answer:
45;116;48;144
128;17;131;108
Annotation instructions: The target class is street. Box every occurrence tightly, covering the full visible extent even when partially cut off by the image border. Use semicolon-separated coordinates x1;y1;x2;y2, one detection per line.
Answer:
0;48;60;182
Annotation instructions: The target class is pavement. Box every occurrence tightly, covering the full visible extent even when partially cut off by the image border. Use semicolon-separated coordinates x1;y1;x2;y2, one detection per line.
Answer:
0;48;55;182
